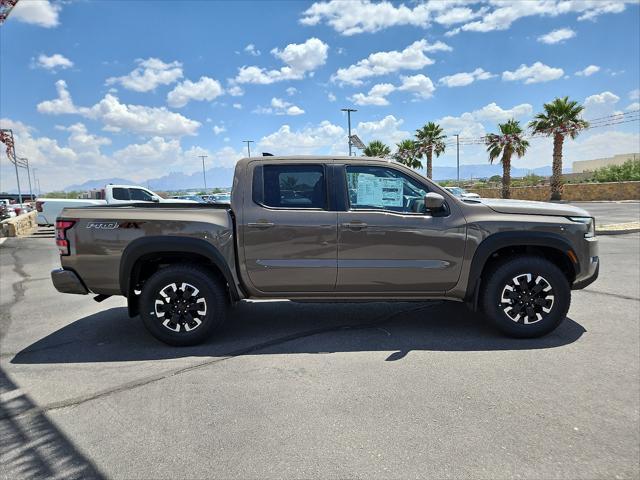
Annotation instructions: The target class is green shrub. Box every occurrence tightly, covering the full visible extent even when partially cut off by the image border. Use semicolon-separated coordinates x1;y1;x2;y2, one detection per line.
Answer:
591;160;640;183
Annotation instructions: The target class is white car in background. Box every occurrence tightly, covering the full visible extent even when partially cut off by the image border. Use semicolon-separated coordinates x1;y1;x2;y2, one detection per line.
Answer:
445;186;481;199
36;184;196;225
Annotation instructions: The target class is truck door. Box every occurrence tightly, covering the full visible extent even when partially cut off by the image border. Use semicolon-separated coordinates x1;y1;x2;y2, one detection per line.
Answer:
241;163;338;292
336;164;466;293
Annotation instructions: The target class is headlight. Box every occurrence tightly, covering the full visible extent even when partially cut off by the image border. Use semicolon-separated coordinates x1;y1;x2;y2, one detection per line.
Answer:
569;216;595;238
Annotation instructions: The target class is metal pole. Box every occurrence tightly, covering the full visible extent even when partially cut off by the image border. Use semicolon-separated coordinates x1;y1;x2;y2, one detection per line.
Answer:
20;158;34;202
8;130;23;205
243;140;254;158
455;134;460;184
341;108;357;156
198;155;208;192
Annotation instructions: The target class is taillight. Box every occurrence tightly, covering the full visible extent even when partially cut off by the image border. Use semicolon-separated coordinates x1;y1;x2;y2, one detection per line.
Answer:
55;220;76;256
36;201;44;212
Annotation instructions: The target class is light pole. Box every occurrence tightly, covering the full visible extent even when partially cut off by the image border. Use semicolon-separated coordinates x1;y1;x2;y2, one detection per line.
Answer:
341;108;357;156
0;128;23;205
198;155;208;192
455;134;460;184
242;140;254;158
19;157;34;201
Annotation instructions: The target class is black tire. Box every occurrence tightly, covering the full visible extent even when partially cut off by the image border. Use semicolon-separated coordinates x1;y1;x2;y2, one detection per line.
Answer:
481;255;571;338
139;265;227;346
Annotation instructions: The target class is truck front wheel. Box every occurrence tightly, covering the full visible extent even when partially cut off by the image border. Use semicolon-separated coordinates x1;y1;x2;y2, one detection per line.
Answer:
481;256;571;338
139;265;227;346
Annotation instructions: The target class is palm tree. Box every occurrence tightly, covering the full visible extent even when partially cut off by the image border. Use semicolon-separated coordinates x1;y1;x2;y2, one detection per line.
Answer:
394;139;423;169
415;122;446;179
485;119;530;199
363;140;391;158
529;96;589;200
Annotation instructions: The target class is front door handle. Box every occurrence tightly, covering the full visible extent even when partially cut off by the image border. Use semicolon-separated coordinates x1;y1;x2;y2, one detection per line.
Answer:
342;222;368;231
247;221;275;229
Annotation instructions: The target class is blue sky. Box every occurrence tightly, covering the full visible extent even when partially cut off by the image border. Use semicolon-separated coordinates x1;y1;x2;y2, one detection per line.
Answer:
1;0;639;191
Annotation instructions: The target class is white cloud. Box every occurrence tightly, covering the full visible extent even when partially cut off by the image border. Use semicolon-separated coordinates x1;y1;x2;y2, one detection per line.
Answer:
300;0;431;35
434;101;533;139
259;121;345;155
583;91;620;119
37;80;84;115
10;0;60;28
36;81;201;136
300;0;478;35
167;77;224;108
435;7;486;26
327;92;337;102
626;102;640;111
332;39;450;86
106;58;183;92
233;38;328;85
244;44;261;56
355;115;409;146
630;89;640;101
227;85;244;97
350;83;396;106
502;62;564;84
397;74;435;100
575;65;600;77
232;103;242;109
537;27;576;44
447;1;630;36
349;74;435;105
254;97;305;116
286;87;298;96
438;67;494;87
87;94;200;136
34;53;73;71
472;102;533;122
212;125;226;135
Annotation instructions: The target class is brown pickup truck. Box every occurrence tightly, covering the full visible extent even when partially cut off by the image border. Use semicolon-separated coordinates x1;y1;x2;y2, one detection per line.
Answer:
52;156;599;345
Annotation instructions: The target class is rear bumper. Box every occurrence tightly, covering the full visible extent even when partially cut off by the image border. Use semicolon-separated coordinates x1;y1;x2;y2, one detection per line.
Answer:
51;268;89;295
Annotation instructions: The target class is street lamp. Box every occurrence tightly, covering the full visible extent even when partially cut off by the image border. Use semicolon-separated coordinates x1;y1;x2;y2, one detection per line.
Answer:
242;140;254;157
198;155;208;192
341;108;357;156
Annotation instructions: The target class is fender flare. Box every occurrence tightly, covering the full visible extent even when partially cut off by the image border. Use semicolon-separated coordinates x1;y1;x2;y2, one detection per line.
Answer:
465;231;579;303
119;236;240;301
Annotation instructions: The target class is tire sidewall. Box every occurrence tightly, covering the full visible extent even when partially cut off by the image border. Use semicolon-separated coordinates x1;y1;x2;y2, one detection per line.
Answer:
482;256;570;338
140;266;226;346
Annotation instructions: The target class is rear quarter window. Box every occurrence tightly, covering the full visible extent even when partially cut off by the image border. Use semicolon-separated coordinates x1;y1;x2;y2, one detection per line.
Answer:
253;164;327;209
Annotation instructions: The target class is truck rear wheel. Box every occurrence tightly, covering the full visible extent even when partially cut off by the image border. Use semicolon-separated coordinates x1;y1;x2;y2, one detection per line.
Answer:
481;256;570;338
139;265;227;346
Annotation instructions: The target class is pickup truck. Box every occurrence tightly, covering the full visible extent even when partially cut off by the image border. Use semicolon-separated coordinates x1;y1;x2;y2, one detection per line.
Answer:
36;184;195;226
51;156;599;346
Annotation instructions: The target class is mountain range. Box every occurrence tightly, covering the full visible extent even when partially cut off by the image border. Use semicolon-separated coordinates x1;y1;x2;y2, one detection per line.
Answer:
64;163;564;192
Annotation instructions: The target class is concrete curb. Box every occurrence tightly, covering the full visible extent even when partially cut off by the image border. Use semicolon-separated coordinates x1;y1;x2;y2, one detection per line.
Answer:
596;222;640;235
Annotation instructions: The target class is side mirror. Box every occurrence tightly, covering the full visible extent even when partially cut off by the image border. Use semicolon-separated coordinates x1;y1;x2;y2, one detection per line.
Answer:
150;195;160;202
424;192;445;211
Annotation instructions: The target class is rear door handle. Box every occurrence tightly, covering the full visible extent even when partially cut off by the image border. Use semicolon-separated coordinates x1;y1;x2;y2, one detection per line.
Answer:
342;222;368;230
247;222;275;229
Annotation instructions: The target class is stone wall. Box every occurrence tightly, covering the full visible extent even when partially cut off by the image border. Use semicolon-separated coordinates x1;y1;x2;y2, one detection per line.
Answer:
1;211;38;237
468;181;640;201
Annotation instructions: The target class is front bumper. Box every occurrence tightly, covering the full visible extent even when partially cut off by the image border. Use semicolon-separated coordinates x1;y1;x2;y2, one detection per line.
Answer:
51;268;89;295
572;256;599;289
572;235;599;290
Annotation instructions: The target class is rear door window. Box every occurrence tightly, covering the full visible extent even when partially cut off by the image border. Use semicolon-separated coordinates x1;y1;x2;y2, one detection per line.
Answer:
112;188;130;200
254;165;327;209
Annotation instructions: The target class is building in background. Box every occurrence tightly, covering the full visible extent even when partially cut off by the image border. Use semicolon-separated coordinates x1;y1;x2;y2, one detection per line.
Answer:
573;153;639;173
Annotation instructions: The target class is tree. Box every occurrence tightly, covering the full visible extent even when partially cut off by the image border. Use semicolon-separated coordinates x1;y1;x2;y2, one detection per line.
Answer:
394;139;422;169
363;140;391;158
529;96;589;200
485;119;530;199
415;122;446;179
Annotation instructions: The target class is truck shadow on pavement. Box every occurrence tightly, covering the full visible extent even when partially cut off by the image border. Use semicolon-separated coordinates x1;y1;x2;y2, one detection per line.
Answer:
11;300;586;365
0;368;105;479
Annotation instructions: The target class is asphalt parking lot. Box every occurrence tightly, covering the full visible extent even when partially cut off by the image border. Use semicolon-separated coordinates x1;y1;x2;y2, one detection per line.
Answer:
1;202;639;479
